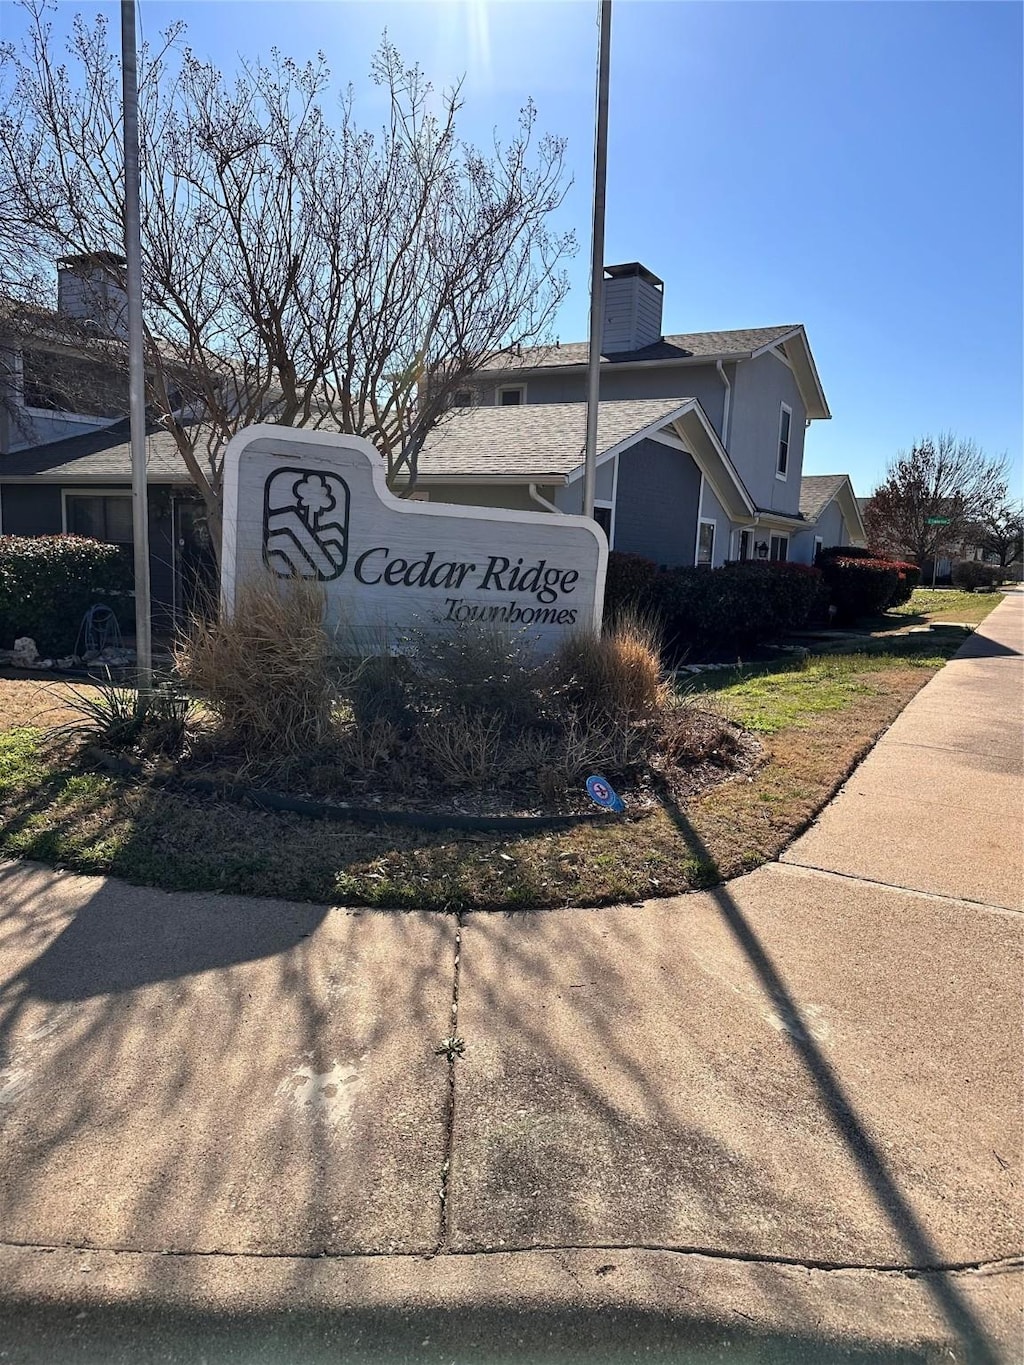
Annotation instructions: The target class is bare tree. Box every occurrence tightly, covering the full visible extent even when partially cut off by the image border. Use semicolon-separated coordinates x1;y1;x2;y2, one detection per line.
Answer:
0;3;574;555
864;434;1009;567
976;501;1024;577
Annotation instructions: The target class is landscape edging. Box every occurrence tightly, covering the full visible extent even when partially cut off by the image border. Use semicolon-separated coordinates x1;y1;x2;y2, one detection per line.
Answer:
83;747;625;834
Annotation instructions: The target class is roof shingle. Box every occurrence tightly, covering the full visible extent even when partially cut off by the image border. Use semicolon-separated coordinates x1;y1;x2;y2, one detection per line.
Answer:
476;325;800;373
1;420;195;482
416;399;694;481
799;474;849;521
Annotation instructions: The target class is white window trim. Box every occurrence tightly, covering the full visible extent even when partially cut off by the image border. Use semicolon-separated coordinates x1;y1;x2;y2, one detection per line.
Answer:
769;531;790;563
697;517;717;567
590;453;618;548
813;535;823;562
496;383;527;406
733;526;755;561
61;487;133;539
776;401;792;481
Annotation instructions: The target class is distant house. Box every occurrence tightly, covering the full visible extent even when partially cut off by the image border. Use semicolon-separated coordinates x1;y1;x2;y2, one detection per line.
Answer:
0;255;212;628
412;262;865;566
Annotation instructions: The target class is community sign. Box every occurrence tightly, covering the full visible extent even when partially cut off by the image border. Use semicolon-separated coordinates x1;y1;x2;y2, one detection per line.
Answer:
221;425;607;649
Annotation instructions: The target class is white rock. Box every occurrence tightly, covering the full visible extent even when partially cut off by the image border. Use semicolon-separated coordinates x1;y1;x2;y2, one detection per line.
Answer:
11;637;40;668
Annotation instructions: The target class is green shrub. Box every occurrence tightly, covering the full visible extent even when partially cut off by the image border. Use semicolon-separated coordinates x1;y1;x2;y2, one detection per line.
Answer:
657;562;827;659
59;674;194;754
603;551;662;622
886;559;921;607
0;535;132;655
818;546;921;609
952;560;998;592
818;556;900;624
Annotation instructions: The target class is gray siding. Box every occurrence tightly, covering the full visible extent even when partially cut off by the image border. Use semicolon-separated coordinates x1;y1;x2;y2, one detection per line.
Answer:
726;351;806;514
791;499;849;565
613;437;701;568
471;363;728;438
6;410;122;453
0;483;63;535
698;482;732;568
417;483;554;513
601;276;663;353
552;458;615;516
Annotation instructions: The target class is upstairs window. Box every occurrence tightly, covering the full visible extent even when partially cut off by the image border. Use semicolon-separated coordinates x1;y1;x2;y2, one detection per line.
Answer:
498;385;525;406
777;403;792;479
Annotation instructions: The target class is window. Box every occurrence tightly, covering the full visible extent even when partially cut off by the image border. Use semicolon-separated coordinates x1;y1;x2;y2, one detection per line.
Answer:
593;504;613;540
813;536;823;564
64;492;133;544
737;529;752;562
769;534;789;563
497;385;525;406
777;403;792;479
22;349;126;419
697;519;716;566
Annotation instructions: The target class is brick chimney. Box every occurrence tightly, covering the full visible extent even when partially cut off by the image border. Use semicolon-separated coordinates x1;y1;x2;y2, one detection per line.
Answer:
57;251;129;340
601;262;664;354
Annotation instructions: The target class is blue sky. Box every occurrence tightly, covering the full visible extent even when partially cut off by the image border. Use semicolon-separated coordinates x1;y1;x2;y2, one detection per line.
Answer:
3;0;1021;497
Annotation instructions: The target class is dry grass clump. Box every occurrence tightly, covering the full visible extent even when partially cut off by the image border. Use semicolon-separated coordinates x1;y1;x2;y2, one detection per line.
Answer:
175;575;334;758
168;601;747;813
550;614;665;720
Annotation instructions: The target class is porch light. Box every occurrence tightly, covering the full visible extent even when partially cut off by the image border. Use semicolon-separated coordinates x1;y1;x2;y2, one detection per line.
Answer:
755;540;770;560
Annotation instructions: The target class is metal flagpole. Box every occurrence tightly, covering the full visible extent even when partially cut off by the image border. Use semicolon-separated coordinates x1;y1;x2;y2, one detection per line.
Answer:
582;0;612;523
121;0;153;689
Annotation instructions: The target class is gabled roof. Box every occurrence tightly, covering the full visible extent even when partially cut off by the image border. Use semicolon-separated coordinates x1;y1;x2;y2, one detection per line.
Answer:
414;398;756;521
800;473;868;545
477;323;831;423
799;474;849;521
0;419;193;482
416;399;687;481
477;325;799;372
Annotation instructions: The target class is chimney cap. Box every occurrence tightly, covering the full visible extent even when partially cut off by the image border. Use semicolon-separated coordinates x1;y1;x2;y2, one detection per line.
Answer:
604;261;663;290
58;250;127;271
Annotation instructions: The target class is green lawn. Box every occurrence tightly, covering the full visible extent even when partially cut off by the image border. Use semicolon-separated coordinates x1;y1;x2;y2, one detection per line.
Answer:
879;586;1006;629
0;627;976;910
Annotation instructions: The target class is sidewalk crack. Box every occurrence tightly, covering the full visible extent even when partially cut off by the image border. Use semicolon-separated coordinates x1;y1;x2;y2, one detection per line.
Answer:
433;912;463;1255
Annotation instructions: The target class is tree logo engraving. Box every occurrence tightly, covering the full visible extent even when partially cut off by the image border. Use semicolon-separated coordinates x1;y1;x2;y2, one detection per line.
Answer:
262;467;350;581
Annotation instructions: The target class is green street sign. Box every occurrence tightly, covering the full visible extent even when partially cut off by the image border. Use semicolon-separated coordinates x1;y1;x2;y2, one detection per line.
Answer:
926;516;951;525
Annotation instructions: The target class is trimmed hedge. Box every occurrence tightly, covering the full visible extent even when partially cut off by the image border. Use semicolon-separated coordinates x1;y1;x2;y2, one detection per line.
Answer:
886;559;921;607
603;550;663;622
0;535;133;655
603;552;828;658
818;556;900;624
659;561;828;656
818;545;921;611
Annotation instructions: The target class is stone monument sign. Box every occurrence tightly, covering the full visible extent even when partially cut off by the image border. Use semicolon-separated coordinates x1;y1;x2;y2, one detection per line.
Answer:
221;426;607;649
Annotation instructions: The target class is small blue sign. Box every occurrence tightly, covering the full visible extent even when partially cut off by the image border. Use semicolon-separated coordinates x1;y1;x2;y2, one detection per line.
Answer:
586;774;625;814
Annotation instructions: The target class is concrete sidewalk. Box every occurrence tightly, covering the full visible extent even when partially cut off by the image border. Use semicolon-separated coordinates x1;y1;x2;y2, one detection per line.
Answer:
0;593;1020;1362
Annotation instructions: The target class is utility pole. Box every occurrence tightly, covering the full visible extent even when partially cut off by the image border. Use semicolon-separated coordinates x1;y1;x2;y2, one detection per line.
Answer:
121;0;153;688
582;0;612;522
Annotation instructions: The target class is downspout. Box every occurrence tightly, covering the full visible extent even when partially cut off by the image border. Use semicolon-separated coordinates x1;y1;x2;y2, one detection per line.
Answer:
716;360;732;447
528;483;561;514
